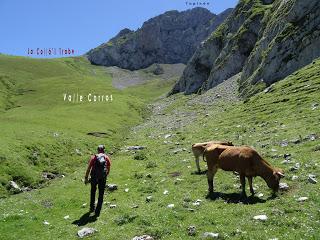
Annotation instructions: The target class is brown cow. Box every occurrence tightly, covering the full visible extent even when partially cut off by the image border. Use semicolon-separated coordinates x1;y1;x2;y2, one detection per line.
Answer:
203;144;284;197
192;141;233;173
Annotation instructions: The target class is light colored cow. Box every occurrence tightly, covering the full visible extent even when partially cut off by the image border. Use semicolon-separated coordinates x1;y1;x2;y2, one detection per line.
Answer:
191;141;233;173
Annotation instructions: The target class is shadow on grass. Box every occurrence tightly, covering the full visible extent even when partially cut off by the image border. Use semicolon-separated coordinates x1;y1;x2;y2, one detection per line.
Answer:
205;192;267;204
267;193;278;200
191;170;207;175
72;212;98;226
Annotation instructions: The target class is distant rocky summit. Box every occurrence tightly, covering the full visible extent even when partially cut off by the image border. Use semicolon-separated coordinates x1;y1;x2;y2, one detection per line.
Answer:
170;0;320;97
86;7;232;70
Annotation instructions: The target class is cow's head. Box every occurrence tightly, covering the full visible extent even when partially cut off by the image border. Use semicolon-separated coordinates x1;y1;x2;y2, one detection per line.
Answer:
268;168;285;192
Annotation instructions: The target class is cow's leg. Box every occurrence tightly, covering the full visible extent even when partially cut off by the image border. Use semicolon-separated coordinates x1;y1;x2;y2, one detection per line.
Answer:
239;174;247;198
207;166;217;193
247;176;254;196
195;155;201;173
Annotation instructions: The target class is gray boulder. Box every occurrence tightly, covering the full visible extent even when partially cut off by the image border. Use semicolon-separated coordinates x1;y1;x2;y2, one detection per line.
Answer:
187;226;197;236
106;184;118;191
77;227;97;238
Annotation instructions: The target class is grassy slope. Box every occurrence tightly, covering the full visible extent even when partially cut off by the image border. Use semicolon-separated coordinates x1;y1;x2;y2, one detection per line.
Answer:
116;60;320;239
0;57;319;239
0;55;173;198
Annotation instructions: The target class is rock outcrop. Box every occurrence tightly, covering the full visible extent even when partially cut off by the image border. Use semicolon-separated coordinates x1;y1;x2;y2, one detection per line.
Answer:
239;0;320;97
86;7;232;70
170;0;320;97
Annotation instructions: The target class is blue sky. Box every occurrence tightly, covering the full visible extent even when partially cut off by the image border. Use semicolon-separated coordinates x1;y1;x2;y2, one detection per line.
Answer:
0;0;238;58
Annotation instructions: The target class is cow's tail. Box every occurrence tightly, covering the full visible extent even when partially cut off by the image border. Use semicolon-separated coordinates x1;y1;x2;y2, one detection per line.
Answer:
203;148;207;162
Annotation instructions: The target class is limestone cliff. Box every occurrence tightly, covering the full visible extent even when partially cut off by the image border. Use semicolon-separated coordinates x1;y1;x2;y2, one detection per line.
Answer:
170;0;320;98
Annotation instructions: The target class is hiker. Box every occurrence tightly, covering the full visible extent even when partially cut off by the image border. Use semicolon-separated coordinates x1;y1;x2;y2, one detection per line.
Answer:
84;145;111;216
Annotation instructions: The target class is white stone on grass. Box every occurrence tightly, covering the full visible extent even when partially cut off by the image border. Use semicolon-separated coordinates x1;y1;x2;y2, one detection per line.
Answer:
297;197;308;202
187;225;196;236
279;182;289;191
77;227;97;238
75;149;82;155
308;175;317;184
253;215;268;221
203;232;219;239
126;146;145;151
167;204;175;208
192;199;202;206
53;132;59;137
281;160;290;164
164;134;172;139
132;235;154;240
43;220;50;225
9;181;22;193
257;193;264;198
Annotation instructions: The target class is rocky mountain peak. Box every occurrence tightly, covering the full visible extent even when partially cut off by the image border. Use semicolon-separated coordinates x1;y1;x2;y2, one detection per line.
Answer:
86;7;232;70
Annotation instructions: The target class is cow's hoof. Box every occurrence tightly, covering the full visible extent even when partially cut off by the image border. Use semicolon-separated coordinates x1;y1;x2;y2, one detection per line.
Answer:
206;191;218;200
270;192;278;199
208;189;214;194
239;193;247;200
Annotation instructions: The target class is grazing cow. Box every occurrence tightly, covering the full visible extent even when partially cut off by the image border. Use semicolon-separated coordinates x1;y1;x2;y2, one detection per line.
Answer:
203;144;284;197
192;141;233;173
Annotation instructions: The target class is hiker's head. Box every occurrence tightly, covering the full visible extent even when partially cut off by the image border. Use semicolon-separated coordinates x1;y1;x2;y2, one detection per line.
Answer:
97;145;105;153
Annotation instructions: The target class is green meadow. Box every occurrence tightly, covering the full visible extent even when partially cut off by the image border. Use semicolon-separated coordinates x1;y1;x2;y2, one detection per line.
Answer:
0;55;174;197
0;55;319;239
